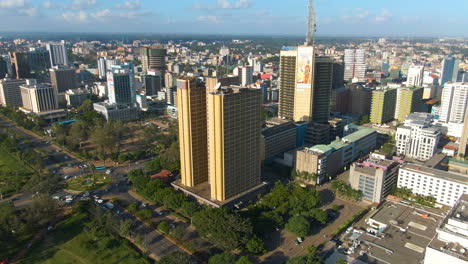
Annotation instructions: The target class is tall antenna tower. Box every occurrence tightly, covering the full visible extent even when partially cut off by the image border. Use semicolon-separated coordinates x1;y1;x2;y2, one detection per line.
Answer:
305;0;316;46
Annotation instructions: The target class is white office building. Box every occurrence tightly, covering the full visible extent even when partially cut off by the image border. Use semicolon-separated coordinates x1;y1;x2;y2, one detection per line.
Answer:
344;49;366;80
239;66;254;87
398;164;468;207
20;82;59;113
396;113;441;161
46;40;69;67
0;78;25;107
93;102;139;122
97;57;120;79
407;65;425;87
107;63;136;106
425;194;468;264
439;82;468;124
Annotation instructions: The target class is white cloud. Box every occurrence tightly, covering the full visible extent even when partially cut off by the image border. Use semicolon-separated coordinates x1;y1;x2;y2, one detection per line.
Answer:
194;0;252;10
19;7;39;17
197;15;222;24
0;0;27;8
71;0;96;10
375;8;392;22
342;8;370;23
116;0;140;10
62;11;89;23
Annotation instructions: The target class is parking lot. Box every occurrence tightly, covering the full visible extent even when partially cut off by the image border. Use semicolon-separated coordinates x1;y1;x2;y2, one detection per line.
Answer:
338;201;447;264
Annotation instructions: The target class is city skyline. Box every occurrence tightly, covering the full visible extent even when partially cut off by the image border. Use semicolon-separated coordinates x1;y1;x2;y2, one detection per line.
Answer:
0;0;466;37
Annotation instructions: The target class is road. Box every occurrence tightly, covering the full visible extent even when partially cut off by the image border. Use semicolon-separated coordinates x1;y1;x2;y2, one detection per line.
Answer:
0;116;186;261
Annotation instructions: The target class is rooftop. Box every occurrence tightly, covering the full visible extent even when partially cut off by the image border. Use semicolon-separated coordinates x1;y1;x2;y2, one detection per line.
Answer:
401;163;468;185
262;121;297;138
341;127;376;143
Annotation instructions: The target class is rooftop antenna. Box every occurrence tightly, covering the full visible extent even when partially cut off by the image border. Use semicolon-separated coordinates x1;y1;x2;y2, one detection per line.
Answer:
305;0;316;46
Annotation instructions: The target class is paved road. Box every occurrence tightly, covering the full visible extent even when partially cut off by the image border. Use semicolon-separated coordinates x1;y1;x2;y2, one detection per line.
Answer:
0;116;186;261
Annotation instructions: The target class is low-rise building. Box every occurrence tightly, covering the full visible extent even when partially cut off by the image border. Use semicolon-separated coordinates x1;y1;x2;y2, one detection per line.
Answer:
424;194;468;264
398;163;468;206
350;153;404;204
65;88;90;107
93;102;139;122
295;126;378;183
396;113;442;161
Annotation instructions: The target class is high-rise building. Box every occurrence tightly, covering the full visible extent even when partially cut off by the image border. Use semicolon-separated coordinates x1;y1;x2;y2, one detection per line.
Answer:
98;57;120;79
142;71;163;96
344;49;366;81
459;107;468;158
439;82;468;123
49;66;77;93
278;49;297;120
46;40;69;67
0;79;25;107
349;86;372;116
239;66;254;86
176;76;209;187
293;46;316;122
370;88;397;124
394;87;424;121
166;86;177;106
457;70;468;83
440;56;460;86
27;48;50;72
396;113;441;161
140;46;167;74
332;62;344;89
8;52;32;79
0;57;8;78
107;63;136;106
207;87;262;201
20;82;58;113
310;57;333;123
407;64;424;87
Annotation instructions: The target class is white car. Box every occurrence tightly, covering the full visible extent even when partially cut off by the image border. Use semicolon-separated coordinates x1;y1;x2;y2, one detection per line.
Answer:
105;169;111;175
52;196;60;200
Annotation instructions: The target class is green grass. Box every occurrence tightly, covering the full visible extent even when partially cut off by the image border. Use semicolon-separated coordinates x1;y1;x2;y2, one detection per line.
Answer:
66;173;112;192
0;148;33;197
21;213;150;264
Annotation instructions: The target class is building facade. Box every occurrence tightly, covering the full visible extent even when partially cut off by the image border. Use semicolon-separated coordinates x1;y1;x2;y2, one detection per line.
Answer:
20;83;58;113
0;78;25;107
407;65;424;87
350;153;402;204
107;63;136;106
176;77;209;187
439;82;468;124
396;113;441;161
440;56;461;86
46;40;69;67
239;66;254;87
278;49;297;120
140;47;167;74
394;87;424;121
370;88;397;124
207;87;262;201
50;66;77;93
344;49;366;81
398;164;468;206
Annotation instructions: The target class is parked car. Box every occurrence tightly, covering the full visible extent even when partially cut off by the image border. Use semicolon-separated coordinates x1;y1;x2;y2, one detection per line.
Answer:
155;210;163;216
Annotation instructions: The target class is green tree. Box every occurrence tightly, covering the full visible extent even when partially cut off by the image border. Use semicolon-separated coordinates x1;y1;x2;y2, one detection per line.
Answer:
246;235;267;254
193;207;253;250
137;209;153;221
158;251;191;264
119;219;133;237
236;256;253;264
286;215;310;237
208;252;237;264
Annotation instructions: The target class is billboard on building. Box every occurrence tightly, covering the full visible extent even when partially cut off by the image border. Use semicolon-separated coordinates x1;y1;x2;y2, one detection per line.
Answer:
296;46;314;89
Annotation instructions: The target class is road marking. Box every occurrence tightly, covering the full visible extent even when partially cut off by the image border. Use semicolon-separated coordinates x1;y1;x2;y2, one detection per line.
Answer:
404;242;425;253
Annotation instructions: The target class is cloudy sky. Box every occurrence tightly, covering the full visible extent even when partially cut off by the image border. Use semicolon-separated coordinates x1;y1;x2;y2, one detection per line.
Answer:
0;0;467;37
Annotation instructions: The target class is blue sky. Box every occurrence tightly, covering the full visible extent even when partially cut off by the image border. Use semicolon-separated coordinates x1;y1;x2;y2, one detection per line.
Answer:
0;0;467;37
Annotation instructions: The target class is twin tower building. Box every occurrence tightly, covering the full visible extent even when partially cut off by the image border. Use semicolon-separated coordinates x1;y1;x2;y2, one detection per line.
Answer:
175;77;263;205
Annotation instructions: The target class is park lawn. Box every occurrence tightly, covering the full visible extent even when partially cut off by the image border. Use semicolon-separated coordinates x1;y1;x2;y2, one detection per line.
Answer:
21;213;149;264
66;173;112;192
0;148;33;197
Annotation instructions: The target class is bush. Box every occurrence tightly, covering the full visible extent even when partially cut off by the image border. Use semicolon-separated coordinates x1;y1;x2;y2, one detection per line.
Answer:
127;203;139;214
158;221;170;233
137;209;153;222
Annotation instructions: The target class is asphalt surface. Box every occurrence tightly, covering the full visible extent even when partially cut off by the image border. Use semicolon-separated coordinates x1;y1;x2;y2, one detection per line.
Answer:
0;116;185;260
